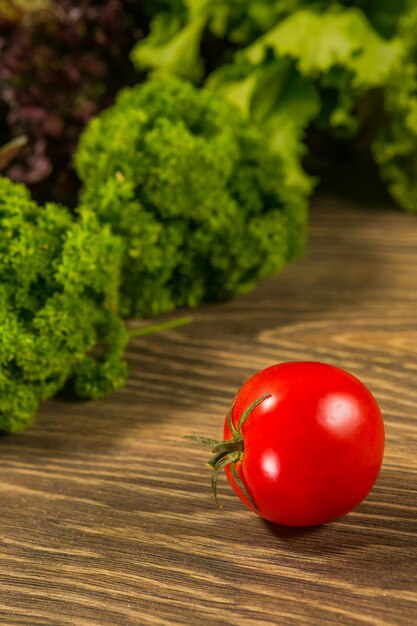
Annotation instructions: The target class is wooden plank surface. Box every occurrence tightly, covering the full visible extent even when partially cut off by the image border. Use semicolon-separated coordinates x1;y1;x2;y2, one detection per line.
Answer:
0;181;416;626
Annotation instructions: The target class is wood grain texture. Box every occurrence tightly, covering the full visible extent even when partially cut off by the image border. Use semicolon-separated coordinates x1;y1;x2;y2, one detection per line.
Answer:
0;178;416;626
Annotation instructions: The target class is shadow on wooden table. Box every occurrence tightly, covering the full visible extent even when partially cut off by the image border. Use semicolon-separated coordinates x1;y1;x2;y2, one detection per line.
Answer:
260;465;417;558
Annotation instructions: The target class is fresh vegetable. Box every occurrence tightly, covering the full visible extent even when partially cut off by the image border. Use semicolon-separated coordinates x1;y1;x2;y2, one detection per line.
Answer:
130;0;305;82
0;176;128;433
188;362;384;526
132;1;417;212
373;4;417;213
75;75;307;319
132;2;402;197
0;0;145;205
132;0;407;83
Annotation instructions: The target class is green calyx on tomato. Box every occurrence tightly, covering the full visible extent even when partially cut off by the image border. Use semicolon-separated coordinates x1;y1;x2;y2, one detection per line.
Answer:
185;393;270;509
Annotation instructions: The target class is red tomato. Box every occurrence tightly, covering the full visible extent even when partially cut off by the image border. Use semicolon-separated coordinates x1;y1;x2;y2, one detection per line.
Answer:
190;361;385;526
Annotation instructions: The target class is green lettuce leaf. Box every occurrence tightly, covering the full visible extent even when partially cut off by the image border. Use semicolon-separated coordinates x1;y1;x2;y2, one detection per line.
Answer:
131;12;207;81
244;7;400;88
208;58;319;194
373;4;417;212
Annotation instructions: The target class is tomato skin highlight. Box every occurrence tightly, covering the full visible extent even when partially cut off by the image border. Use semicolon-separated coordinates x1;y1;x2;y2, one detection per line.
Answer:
223;362;385;527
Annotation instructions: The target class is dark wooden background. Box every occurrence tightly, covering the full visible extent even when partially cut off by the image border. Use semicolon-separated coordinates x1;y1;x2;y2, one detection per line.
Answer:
0;171;416;625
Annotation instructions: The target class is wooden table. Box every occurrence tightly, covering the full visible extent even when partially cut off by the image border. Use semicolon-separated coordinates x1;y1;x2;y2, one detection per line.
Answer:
1;179;416;625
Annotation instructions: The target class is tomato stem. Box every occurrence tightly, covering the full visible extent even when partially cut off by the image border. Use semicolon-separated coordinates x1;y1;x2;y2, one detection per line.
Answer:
185;393;271;510
210;440;243;454
237;394;270;431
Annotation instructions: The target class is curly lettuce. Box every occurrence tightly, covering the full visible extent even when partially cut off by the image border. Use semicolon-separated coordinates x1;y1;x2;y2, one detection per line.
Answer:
75;76;308;319
133;3;402;202
209;6;400;193
0;177;128;432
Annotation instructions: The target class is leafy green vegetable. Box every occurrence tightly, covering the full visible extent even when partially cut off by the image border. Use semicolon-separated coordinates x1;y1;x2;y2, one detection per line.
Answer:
250;7;400;87
207;57;320;196
75;76;307;319
0;177;128;433
210;6;400;191
373;4;417;213
132;0;407;78
132;3;402;200
132;11;206;82
130;0;307;81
